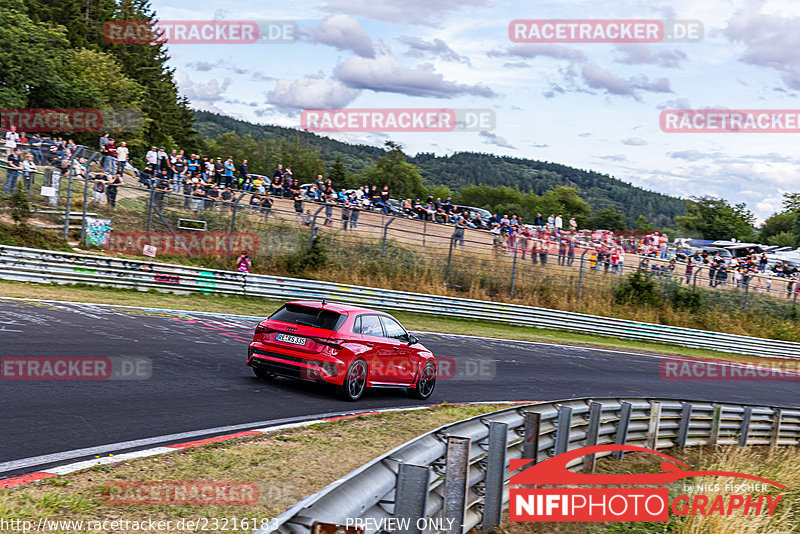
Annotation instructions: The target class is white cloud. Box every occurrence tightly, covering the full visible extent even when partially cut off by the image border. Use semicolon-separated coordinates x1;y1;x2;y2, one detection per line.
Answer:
267;76;361;110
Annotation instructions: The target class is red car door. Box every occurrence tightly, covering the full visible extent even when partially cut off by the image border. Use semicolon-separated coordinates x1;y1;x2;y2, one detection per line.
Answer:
378;316;415;384
354;314;388;382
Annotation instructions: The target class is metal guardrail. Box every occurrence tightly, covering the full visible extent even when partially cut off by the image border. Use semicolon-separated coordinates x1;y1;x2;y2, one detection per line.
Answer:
263;397;800;534
1;245;799;358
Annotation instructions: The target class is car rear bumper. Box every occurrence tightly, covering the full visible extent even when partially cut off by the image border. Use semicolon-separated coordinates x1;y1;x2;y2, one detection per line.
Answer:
247;345;341;384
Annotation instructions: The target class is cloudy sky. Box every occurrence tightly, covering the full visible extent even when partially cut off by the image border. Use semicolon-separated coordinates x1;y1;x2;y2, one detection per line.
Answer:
150;0;800;221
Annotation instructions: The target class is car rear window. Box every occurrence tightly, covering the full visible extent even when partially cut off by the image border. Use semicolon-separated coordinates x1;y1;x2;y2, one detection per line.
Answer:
269;304;346;331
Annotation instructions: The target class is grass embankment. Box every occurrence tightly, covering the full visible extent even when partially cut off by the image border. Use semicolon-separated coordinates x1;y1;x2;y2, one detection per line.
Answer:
0;405;511;532
2;405;796;534
0;279;789;365
501;445;799;534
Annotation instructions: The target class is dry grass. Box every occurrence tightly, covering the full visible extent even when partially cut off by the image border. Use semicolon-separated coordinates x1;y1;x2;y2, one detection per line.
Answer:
0;404;513;533
495;446;799;534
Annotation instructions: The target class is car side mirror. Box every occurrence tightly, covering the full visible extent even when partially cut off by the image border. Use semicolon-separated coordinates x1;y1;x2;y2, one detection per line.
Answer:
407;335;418;345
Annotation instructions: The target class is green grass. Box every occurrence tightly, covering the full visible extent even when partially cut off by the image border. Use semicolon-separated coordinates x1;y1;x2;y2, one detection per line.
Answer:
0;279;783;364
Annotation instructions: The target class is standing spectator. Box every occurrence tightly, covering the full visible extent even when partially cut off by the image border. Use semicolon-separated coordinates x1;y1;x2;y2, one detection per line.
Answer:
4;148;22;194
153;171;170;211
547;213;555;229
557;239;567;266
99;132;109;152
4;125;19;149
569;216;577;232
203;157;213;181
92;172;107;203
106;173;123;207
212;157;223;185
350;196;361;229
567;237;576;266
341;199;351;230
187;154;200;177
283;168;294;197
533;212;543;228
156;147;169;174
29;134;44;165
293;184;303;223
272;164;284;197
105;138;117;175
205;183;219;210
21;153;37;190
146;146;158;167
116;141;129;175
224;156;236;189
379;186;391;214
555;213;563;235
324;193;335;226
182;173;194;208
238;159;249;191
260;190;273;219
453;217;467;247
172;155;186;193
235;252;252;273
221;185;233;213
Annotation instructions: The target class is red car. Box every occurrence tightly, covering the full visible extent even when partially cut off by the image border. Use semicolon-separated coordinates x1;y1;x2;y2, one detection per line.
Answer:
246;301;437;401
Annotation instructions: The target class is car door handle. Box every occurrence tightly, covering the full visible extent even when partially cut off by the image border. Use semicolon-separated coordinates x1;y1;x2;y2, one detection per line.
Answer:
364;343;373;348
393;346;400;351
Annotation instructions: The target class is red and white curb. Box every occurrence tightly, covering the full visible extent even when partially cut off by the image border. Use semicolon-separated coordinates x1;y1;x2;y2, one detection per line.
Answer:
1;402;536;489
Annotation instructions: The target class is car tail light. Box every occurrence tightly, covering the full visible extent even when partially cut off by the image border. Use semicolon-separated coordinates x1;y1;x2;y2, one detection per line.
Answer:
255;323;271;334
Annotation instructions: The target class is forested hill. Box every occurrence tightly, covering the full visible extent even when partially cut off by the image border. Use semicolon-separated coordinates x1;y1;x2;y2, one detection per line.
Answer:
194;111;685;227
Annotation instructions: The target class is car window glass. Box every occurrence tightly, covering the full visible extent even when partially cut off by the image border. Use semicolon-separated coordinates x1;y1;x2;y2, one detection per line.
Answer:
380;316;407;341
359;315;384;337
353;316;362;334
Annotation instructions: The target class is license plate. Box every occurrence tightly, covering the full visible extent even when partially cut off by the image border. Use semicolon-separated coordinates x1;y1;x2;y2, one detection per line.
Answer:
276;333;306;346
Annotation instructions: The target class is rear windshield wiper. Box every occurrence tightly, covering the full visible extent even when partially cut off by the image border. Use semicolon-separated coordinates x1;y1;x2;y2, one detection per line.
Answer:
294;319;320;327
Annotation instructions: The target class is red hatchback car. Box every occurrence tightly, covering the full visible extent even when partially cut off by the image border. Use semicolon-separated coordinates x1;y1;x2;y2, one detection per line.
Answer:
247;301;437;401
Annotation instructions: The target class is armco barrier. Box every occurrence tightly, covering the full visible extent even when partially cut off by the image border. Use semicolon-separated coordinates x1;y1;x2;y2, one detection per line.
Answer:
262;398;800;534
1;245;799;358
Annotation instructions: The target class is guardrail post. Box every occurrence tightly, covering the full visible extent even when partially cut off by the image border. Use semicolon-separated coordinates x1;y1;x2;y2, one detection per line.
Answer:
613;402;632;459
443;436;470;534
770;409;783;450
677;403;693;449
743;276;750;310
583;401;602;473
522;411;540;461
709;405;722;447
554;405;573;456
646;401;662;450
481;422;508;532
308;205;325;252
739;407;752;447
395;463;430;534
146;186;155;234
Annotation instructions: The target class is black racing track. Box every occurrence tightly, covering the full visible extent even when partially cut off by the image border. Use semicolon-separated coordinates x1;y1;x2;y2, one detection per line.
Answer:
1;298;797;479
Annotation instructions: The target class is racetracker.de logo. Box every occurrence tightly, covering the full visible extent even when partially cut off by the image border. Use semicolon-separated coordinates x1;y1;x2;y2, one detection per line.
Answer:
660;109;800;133
1;108;143;133
660;357;800;381
300;108;496;133
103;482;258;505
1;356;151;380
107;232;259;256
509;444;785;522
508;19;703;43
104;20;298;44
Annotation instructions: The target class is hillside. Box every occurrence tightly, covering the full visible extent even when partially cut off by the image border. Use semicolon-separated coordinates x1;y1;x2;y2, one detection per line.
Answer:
194;111;685;227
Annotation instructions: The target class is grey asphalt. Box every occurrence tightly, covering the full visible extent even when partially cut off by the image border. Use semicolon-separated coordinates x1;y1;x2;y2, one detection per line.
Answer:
1;298;797;478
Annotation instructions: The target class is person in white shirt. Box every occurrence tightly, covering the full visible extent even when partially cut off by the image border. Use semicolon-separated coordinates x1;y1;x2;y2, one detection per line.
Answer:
4;126;19;148
21;153;37;189
555;213;563;232
146;146;158;166
116;141;129;175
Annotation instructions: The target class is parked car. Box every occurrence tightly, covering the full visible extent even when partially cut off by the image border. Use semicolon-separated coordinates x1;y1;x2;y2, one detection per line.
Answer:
247;301;437;401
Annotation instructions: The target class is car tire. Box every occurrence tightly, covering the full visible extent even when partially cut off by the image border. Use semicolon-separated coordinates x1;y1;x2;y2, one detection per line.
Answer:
408;362;436;400
337;359;368;401
253;366;276;380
